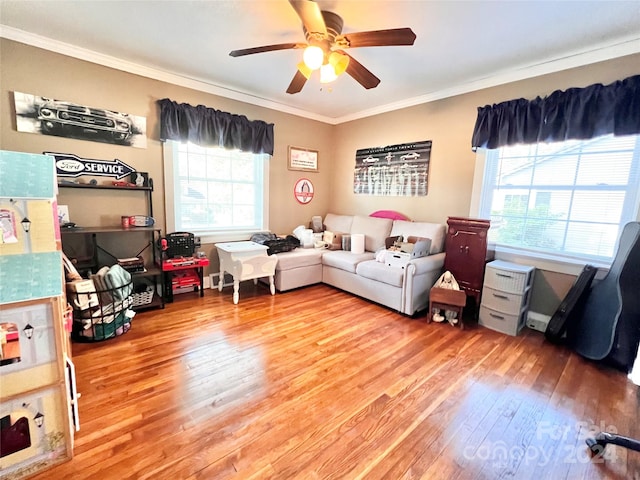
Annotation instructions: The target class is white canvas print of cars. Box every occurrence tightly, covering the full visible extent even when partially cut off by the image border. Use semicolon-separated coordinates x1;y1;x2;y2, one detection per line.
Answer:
400;152;420;160
362;155;378;163
38;98;132;144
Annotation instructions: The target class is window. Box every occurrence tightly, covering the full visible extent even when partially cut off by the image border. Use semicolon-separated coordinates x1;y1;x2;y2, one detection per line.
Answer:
163;141;269;241
478;134;640;264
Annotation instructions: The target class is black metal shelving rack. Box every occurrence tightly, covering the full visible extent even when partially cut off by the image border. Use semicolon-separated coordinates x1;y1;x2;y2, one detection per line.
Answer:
58;181;165;311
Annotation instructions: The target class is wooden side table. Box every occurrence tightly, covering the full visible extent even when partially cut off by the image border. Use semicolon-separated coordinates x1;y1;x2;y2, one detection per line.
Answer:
214;241;278;304
427;287;467;329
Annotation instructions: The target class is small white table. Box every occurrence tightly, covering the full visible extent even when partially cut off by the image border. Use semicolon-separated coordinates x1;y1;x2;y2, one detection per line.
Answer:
214;241;278;304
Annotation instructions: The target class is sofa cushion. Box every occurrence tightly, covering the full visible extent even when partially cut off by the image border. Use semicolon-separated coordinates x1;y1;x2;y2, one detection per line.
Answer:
350;215;393;252
356;260;404;287
322;250;374;273
324;213;353;234
390;220;446;254
274;248;324;271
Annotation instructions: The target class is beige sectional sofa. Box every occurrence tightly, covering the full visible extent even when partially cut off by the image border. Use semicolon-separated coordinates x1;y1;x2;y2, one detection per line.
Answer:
271;213;446;315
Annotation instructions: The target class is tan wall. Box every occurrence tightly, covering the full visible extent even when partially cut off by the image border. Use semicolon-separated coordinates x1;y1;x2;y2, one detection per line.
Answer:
331;54;640;224
2;37;639;314
0;39;334;245
332;96;480;224
331;53;640;315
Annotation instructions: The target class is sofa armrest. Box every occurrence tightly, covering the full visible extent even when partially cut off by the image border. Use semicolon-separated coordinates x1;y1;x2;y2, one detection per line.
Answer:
407;252;445;276
401;252;446;315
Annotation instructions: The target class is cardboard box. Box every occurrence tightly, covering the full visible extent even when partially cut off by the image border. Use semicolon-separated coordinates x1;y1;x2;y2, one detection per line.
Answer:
324;231;343;250
385;250;413;269
384;236;431;268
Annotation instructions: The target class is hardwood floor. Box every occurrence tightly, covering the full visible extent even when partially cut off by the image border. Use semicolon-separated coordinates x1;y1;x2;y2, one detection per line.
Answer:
32;283;639;480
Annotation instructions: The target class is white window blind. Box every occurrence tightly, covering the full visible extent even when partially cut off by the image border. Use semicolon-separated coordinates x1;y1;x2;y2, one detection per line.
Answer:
164;141;269;239
479;134;640;263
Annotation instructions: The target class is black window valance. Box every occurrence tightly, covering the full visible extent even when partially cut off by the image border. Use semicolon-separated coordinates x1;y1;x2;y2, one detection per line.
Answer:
471;74;640;150
158;98;274;155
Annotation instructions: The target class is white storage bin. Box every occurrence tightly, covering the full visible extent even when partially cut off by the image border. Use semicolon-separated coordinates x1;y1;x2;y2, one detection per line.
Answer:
481;285;531;316
479;305;527;336
484;260;535;294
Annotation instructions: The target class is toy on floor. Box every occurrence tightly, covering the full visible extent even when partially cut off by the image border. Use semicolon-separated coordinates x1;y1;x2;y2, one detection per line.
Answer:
431;271;461;325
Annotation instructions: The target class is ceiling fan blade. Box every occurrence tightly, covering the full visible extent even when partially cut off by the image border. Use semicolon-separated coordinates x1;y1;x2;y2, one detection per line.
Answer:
339;51;381;90
286;70;308;94
289;0;327;37
336;28;416;48
229;43;306;57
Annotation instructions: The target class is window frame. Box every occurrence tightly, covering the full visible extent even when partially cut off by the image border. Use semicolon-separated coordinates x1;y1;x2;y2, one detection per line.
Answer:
471;134;640;272
162;141;270;244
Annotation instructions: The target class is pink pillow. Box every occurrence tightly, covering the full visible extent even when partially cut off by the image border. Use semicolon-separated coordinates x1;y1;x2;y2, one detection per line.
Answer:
370;210;410;221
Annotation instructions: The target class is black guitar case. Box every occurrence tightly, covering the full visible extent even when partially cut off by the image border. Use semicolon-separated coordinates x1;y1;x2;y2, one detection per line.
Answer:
568;222;640;371
545;264;597;345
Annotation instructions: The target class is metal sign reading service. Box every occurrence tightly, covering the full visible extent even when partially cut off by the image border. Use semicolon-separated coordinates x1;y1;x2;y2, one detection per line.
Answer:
45;152;135;179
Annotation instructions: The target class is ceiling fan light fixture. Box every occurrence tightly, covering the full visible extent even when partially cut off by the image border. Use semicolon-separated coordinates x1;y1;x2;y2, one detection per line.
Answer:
296;62;313;79
229;3;416;94
302;45;323;70
328;52;349;76
320;63;338;83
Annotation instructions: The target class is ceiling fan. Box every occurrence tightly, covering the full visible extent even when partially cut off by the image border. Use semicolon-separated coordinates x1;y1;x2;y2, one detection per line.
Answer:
229;0;416;94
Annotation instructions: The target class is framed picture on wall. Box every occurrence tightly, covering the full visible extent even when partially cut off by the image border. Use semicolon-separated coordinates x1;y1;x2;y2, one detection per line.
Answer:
13;92;147;149
288;146;318;172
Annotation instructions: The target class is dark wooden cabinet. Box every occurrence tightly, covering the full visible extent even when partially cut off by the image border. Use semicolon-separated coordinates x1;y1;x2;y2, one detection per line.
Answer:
444;217;492;307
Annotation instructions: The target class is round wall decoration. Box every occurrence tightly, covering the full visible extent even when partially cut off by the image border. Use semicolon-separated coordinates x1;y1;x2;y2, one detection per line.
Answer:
293;178;314;204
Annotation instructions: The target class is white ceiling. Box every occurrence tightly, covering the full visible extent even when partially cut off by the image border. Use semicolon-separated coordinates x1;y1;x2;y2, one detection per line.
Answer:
1;0;639;124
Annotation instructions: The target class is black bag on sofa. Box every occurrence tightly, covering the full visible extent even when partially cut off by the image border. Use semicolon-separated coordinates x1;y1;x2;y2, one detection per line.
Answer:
250;233;299;255
250;232;276;244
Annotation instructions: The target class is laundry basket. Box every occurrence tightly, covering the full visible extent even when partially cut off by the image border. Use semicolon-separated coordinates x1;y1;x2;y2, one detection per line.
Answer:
68;280;134;342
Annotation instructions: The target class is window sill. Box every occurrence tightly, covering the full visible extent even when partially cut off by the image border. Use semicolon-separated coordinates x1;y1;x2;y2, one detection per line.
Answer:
199;231;256;245
492;245;610;276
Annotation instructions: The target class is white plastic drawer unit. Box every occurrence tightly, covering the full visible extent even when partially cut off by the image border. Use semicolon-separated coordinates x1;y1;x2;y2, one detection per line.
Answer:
479;260;535;336
483;260;535;294
479;305;528;336
482;286;532;316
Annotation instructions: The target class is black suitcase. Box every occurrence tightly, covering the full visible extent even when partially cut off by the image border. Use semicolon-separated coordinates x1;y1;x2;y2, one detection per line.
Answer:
544;264;597;344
